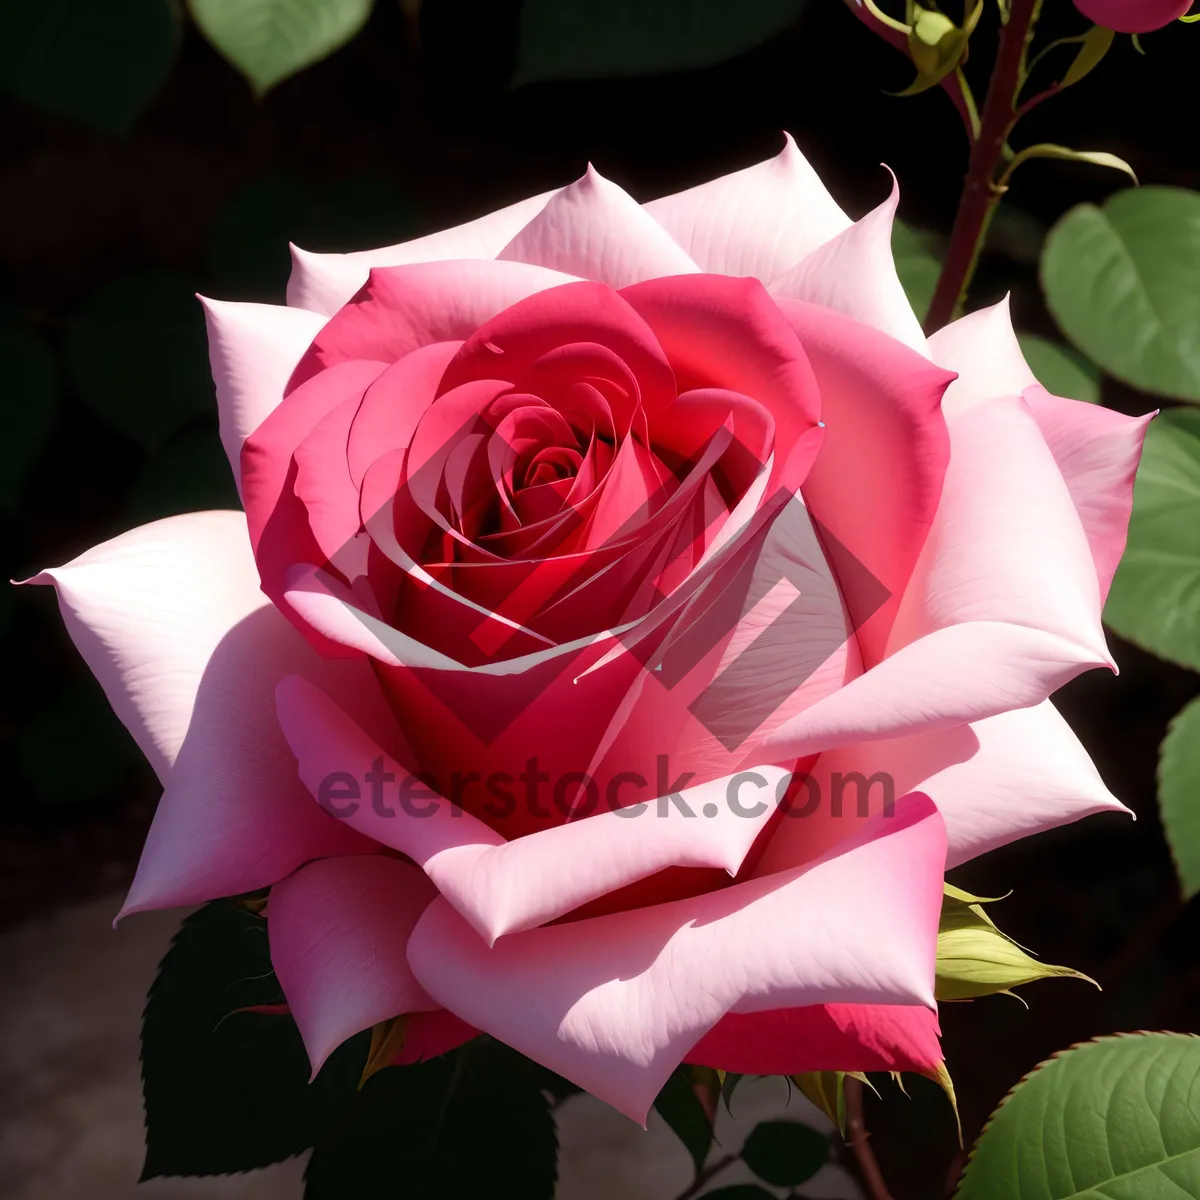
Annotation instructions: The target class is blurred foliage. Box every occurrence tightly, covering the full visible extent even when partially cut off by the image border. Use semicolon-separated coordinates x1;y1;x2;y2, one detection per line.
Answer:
0;329;57;512
892;219;943;325
654;1066;715;1175
0;0;816;113
1160;697;1200;902
1016;333;1101;404
514;0;809;84
739;1118;828;1188
208;174;421;301
0;0;180;134
14;679;138;808
187;0;375;96
124;426;239;526
66;270;213;452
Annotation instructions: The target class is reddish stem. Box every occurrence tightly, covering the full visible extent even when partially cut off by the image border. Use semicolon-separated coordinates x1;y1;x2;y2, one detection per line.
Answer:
923;0;1043;332
845;1077;894;1200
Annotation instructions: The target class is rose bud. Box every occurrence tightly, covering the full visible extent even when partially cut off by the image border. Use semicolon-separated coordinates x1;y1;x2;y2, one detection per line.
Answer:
1075;0;1193;32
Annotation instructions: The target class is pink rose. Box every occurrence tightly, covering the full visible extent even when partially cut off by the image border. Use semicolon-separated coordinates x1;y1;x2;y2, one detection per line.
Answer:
32;138;1148;1122
1075;0;1193;31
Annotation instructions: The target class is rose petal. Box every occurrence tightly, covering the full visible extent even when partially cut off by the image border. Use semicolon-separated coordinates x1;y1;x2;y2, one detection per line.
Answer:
758;699;1125;874
927;699;1129;867
761;396;1113;759
620;274;822;474
926;296;1035;419
928;299;1151;603
199;298;326;493
290;260;577;390
687;1003;942;1077
776;297;952;665
1023;386;1152;604
24;512;388;915
644;134;851;281
347;341;464;488
498;166;698;286
286;189;559;315
241;358;388;632
440;280;677;417
275;674;795;945
769;174;926;354
406;793;945;1122
268;855;441;1074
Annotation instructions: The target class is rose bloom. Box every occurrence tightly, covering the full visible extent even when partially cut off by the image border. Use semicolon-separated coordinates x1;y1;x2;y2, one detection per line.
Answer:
33;139;1148;1122
1075;0;1193;30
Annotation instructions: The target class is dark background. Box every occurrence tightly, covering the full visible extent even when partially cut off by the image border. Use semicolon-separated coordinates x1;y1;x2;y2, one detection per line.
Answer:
2;3;1197;1196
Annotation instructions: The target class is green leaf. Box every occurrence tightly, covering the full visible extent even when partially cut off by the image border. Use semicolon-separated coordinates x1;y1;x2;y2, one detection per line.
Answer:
936;888;1094;1000
15;680;138;807
142;900;368;1178
740;1119;828;1188
0;329;57;511
892;220;943;325
0;0;180;135
1159;696;1200;901
1016;334;1101;404
515;0;807;84
304;1039;558;1199
124;425;239;524
66;270;213;452
956;1033;1200;1198
1041;188;1200;402
654;1066;713;1175
188;0;375;95
1104;408;1200;672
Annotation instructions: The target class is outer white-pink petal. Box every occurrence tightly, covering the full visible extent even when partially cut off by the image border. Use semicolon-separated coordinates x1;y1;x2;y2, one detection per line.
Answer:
758;700;1126;876
769;178;926;354
26;511;394;915
926;296;1034;418
1022;386;1151;603
268;855;441;1074
287;189;558;315
643;134;851;281
407;794;946;1123
199;298;326;492
498;166;698;287
929;298;1152;601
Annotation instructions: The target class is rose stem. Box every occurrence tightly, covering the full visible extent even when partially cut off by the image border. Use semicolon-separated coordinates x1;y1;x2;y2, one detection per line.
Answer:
923;0;1044;333
845;1075;895;1200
